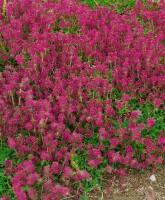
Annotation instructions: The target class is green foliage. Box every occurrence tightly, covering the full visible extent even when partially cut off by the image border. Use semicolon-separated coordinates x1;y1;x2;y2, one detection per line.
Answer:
110;87;122;101
0;58;5;72
121;118;129;128
75;148;105;198
0;141;18;199
8;58;18;67
84;131;100;148
131;100;165;141
75;149;88;170
118;104;131;117
78;50;95;65
25;53;31;61
79;0;136;12
53;18;61;33
131;141;145;153
53;16;80;35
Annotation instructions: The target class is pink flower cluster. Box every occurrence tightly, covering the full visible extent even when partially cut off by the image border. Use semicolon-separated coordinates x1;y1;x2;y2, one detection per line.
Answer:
0;0;165;199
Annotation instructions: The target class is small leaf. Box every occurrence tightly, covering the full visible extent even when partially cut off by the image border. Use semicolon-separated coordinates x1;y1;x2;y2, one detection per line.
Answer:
22;185;28;192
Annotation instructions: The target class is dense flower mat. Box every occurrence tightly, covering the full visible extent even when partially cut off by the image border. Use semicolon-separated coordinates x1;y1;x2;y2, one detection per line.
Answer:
0;0;165;199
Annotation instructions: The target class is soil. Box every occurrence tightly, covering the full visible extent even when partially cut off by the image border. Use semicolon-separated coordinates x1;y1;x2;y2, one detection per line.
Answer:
88;164;165;200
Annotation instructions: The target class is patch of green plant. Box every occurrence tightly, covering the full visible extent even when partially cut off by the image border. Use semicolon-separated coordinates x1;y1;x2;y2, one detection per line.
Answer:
118;104;131;117
100;158;109;169
56;46;63;53
78;50;95;65
23;26;30;35
79;0;136;13
129;98;140;109
53;18;61;33
103;139;110;150
141;117;165;141
36;160;50;171
74;149;103;199
8;57;18;67
63;17;81;35
66;122;76;132
109;87;122;101
22;130;30;137
113;120;120;130
0;140;20;199
82;175;100;193
79;195;89;200
129;100;165;141
121;118;129;128
90;89;97;99
0;58;5;72
53;16;81;35
0;43;10;56
75;143;109;197
83;128;100;148
162;40;165;45
107;69;113;83
131;140;145;153
80;167;105;200
75;149;88;170
25;53;31;61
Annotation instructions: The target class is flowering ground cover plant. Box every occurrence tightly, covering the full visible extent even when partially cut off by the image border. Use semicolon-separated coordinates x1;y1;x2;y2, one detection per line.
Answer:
0;0;165;199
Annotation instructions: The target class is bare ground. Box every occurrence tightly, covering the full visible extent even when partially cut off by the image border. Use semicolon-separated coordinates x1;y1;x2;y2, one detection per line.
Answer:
88;164;165;200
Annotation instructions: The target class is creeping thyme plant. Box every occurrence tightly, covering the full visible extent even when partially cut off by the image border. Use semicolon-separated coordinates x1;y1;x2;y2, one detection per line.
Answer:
0;0;165;199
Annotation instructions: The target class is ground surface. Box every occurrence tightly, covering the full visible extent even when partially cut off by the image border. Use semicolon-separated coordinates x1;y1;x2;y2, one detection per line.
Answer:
88;165;165;200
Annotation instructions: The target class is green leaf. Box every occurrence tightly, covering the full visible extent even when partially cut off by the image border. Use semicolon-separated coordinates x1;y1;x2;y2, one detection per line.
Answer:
22;185;28;192
0;57;5;72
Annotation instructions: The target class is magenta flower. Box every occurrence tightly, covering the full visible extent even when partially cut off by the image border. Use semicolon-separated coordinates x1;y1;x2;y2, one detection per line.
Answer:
137;122;145;130
0;195;10;200
27;188;38;200
12;180;22;193
146;118;155;128
155;156;163;165
4;159;12;167
131;127;141;140
130;110;142;120
153;98;162;107
110;138;119;148
75;170;91;181
26;173;37;186
88;159;99;168
121;93;131;102
115;100;124;110
15;190;28;200
50;162;60;174
15;54;24;65
91;149;101;158
125;146;133;153
105;165;114;174
40;151;52;161
63;167;74;179
158;137;165;146
8;138;17;149
117;168;126;178
22;160;35;174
